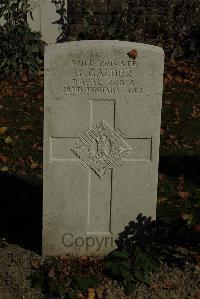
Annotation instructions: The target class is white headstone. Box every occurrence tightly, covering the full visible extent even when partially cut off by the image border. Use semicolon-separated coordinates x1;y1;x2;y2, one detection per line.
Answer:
43;40;164;256
28;0;67;43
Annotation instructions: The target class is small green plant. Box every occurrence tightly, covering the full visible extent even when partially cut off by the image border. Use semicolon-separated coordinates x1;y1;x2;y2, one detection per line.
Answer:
104;215;161;295
30;256;100;299
104;214;196;296
158;174;200;229
182;187;200;228
104;249;137;295
104;247;160;295
0;0;44;79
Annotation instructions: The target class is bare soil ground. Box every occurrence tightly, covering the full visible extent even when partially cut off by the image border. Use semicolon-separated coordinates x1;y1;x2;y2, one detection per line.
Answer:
0;241;199;299
0;241;41;299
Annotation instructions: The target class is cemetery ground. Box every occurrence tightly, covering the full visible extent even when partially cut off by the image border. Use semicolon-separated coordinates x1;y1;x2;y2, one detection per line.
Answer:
0;59;200;298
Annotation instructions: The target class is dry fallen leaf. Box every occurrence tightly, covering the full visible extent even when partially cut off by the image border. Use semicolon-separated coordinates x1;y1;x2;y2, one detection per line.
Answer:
30;259;41;269
37;94;43;100
183;144;193;149
169;134;176;140
150;283;161;289
164;78;168;85
178;175;185;191
193;224;200;233
178;191;189;200
160;128;165;135
48;268;54;278
127;48;138;60
159;173;167;181
31;162;38;170
31;143;38;149
1;166;9;172
195;291;200;299
182;213;193;223
162;280;174;290
166;74;173;81
0;127;7;135
18;159;25;167
17;170;26;176
87;288;96;299
166;138;173;144
0;155;8;163
77;292;84;299
175;77;183;83
19;125;32;131
4;136;13;144
21;73;28;82
158;197;168;204
6;90;13;96
95;288;103;298
16;79;22;86
165;100;171;105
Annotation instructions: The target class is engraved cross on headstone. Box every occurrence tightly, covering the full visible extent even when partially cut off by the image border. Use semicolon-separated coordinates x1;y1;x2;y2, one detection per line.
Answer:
51;99;152;234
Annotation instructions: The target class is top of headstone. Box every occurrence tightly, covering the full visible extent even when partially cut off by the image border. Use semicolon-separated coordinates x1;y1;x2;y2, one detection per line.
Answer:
44;40;164;104
44;40;164;68
45;40;164;51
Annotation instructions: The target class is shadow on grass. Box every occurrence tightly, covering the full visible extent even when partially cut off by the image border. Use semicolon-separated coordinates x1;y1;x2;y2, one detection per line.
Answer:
0;156;199;257
0;173;42;254
159;156;200;185
118;214;199;251
110;214;200;272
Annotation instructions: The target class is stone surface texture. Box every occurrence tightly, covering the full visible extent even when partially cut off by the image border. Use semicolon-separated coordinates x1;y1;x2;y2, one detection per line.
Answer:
28;0;66;43
43;40;164;256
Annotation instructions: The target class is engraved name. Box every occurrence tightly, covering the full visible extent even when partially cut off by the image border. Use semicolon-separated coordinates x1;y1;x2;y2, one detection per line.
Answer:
62;59;142;95
74;68;133;77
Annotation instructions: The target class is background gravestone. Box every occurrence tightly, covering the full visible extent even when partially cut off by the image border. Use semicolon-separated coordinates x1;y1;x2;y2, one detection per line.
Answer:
28;0;67;43
43;40;164;256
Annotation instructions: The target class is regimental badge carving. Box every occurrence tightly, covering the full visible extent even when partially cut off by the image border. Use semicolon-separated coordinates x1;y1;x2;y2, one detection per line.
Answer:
71;120;132;178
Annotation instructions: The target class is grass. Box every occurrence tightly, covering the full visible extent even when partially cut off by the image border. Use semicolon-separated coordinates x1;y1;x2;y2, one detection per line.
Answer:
157;174;200;228
161;83;200;156
0;77;43;185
